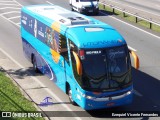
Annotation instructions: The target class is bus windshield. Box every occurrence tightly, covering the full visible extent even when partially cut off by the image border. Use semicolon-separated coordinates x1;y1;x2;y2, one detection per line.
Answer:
81;46;131;92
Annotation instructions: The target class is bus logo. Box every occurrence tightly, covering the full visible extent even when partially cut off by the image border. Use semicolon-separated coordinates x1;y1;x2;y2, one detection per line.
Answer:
34;19;37;38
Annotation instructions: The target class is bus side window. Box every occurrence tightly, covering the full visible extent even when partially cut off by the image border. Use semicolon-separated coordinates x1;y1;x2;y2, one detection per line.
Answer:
45;27;52;47
70;41;82;86
59;35;69;65
69;40;78;52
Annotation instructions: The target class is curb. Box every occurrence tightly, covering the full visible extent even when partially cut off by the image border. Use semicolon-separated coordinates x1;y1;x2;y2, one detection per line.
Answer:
0;66;50;120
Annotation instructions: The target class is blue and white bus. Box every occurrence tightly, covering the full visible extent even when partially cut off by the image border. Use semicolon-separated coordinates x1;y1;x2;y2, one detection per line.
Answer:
21;4;139;110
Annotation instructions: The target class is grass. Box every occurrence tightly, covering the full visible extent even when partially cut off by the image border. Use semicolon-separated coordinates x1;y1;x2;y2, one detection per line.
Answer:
99;4;160;33
0;71;44;120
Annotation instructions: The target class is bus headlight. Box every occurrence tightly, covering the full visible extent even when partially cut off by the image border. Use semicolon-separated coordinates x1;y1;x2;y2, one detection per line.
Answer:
82;94;95;100
126;91;132;95
86;95;94;99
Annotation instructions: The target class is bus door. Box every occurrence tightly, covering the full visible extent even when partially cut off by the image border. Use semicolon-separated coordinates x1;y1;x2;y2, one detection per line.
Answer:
58;36;70;92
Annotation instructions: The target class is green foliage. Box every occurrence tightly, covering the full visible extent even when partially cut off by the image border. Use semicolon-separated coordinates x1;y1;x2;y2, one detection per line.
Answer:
0;72;44;120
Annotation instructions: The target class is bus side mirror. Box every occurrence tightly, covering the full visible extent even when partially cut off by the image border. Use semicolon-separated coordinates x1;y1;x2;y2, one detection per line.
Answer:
72;51;82;75
129;50;139;69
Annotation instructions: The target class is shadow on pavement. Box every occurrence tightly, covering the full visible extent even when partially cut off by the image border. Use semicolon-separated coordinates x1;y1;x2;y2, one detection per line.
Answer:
3;67;42;79
95;9;119;16
84;9;117;16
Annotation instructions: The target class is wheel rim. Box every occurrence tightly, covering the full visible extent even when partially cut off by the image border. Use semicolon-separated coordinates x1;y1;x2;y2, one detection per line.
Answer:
33;58;37;71
69;89;73;102
33;59;37;69
34;63;37;70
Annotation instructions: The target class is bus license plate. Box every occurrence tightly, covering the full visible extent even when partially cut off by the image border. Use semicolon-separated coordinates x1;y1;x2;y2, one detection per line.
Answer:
88;10;93;12
107;102;115;107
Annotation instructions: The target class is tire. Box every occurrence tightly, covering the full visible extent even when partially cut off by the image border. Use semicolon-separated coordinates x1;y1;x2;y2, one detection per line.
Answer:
71;6;74;11
95;10;99;15
33;56;39;73
68;87;76;105
95;11;99;15
78;8;82;14
71;8;74;11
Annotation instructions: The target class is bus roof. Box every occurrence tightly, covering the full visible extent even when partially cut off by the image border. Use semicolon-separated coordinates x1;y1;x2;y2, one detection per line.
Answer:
22;5;126;48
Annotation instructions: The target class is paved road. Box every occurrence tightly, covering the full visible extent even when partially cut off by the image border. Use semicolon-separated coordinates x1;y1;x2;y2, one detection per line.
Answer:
106;0;160;16
0;0;160;119
99;0;160;23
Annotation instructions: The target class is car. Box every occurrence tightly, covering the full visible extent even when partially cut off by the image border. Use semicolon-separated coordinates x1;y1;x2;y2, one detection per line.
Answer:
69;0;99;15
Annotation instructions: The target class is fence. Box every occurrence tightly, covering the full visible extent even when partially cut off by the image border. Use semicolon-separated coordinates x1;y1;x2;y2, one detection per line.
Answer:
99;1;160;29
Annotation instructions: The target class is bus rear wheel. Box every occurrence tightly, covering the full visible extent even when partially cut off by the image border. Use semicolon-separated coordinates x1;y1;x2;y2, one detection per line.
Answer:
68;87;76;105
33;56;39;73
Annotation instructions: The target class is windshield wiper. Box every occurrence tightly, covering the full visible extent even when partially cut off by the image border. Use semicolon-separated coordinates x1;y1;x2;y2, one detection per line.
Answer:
110;70;129;77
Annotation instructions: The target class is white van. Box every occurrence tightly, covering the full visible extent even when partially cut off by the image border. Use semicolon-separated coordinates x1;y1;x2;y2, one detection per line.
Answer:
69;0;99;15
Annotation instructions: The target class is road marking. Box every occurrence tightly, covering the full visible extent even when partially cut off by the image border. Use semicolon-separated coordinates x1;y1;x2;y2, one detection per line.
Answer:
13;0;22;7
0;11;20;15
99;11;160;40
106;0;160;17
0;0;21;27
16;22;20;27
0;3;19;6
0;13;19;27
133;89;143;97
8;15;20;20
0;7;21;10
156;5;160;8
0;1;14;3
46;1;54;5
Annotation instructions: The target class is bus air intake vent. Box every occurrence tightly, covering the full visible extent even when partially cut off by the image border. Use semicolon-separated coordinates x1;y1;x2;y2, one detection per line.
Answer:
68;17;77;21
59;19;66;23
76;17;85;20
67;17;89;25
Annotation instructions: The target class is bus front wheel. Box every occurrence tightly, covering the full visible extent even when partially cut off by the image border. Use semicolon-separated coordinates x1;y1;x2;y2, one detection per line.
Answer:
68;87;76;105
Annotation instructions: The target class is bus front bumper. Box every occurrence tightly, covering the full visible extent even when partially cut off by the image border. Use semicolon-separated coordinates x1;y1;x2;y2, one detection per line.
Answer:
82;90;133;110
79;7;99;14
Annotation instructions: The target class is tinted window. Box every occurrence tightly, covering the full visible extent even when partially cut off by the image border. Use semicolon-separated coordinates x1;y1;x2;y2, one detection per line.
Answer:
80;46;131;91
108;47;128;74
45;27;59;52
82;51;106;79
70;42;82;85
59;35;69;64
